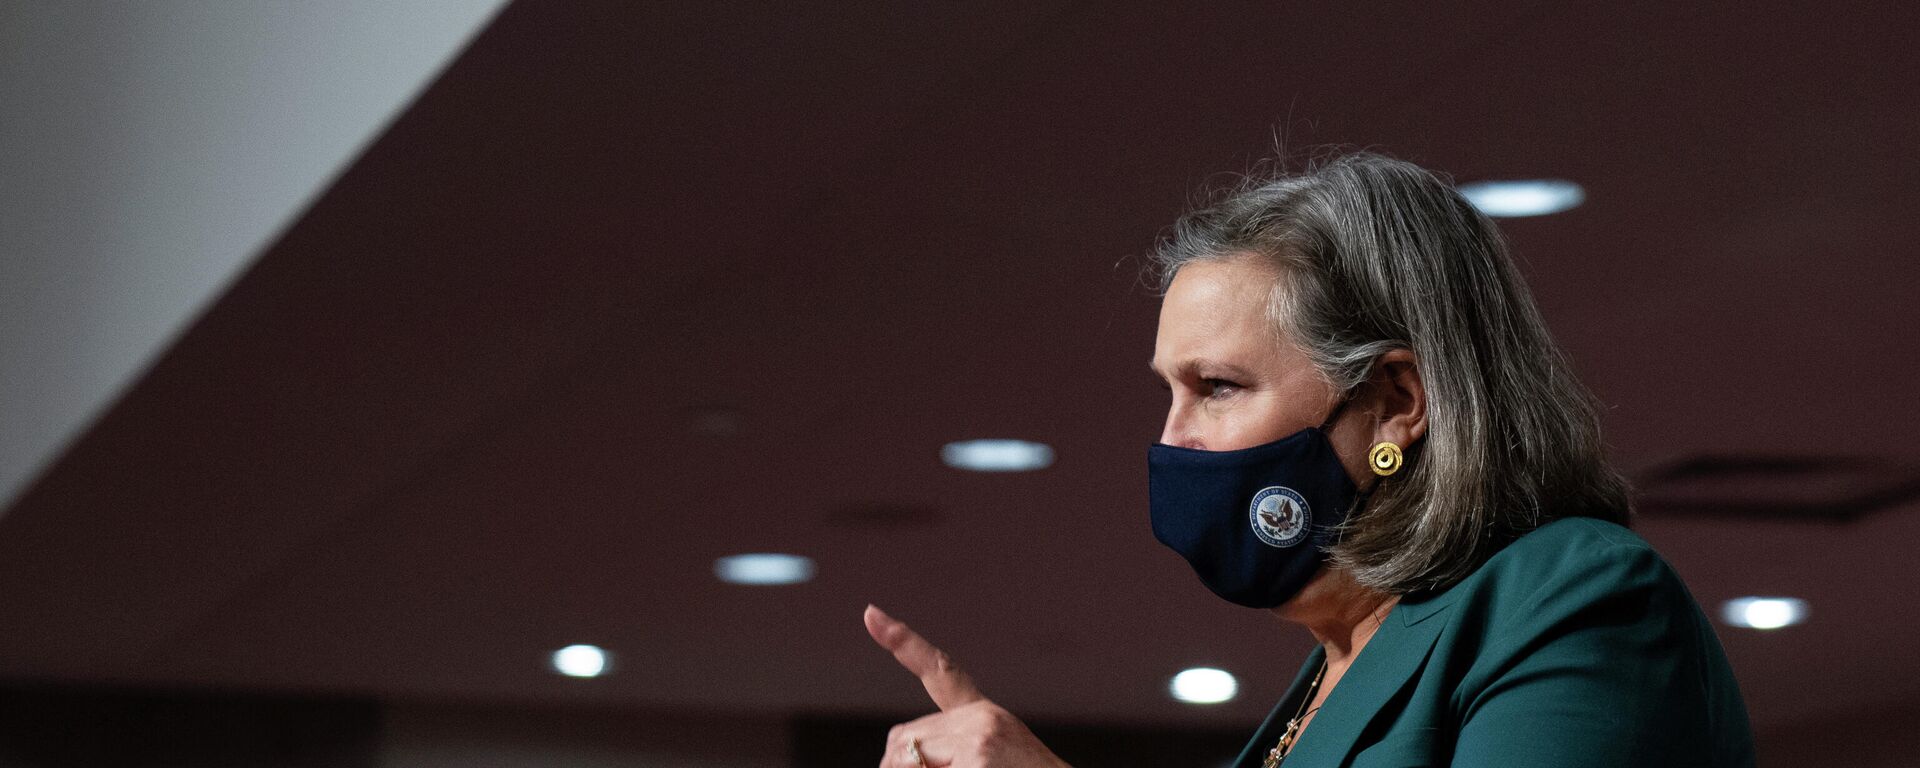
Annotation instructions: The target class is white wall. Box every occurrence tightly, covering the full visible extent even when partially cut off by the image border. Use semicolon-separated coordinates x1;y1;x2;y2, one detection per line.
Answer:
0;0;509;516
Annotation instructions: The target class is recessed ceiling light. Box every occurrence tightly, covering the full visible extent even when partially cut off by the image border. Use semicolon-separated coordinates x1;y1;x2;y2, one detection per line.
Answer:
1457;179;1585;217
1719;596;1809;630
714;553;816;585
940;439;1055;472
1170;667;1238;704
551;644;611;678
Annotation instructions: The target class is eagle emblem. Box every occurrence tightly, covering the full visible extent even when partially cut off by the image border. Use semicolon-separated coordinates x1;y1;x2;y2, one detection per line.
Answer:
1258;497;1298;532
1249;486;1310;547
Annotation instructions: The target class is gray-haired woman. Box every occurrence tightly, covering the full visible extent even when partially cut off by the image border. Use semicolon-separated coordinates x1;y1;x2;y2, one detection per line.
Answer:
864;153;1755;768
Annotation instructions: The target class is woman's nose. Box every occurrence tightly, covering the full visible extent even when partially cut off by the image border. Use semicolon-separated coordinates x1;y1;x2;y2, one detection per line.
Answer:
1159;402;1195;448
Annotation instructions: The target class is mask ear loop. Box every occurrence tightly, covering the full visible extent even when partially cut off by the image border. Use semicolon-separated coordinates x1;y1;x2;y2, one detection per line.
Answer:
1318;387;1389;545
1318;385;1394;493
1315;392;1354;433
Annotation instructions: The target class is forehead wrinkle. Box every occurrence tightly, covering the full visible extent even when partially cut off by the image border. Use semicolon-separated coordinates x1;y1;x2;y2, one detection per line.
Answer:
1155;258;1282;377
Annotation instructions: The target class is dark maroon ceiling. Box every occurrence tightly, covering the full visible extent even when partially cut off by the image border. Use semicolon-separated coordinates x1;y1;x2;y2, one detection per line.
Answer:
3;0;1917;732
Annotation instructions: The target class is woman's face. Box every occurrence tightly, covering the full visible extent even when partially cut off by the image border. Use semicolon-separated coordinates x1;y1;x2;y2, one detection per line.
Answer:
1150;256;1369;483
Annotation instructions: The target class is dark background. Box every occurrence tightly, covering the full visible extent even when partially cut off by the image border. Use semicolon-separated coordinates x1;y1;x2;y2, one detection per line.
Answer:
2;1;1916;765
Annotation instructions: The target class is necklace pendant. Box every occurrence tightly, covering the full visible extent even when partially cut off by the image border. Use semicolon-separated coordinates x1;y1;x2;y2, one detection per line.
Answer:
1263;718;1301;768
1265;662;1326;768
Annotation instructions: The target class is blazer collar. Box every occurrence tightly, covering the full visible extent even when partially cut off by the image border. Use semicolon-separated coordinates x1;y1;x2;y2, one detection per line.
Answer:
1233;591;1455;767
1231;645;1329;768
1395;584;1460;627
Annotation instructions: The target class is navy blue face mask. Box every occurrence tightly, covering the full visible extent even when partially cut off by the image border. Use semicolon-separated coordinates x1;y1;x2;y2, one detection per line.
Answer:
1147;404;1360;609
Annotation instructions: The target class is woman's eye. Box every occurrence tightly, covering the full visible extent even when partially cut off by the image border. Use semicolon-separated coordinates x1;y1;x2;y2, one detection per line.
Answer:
1203;378;1241;398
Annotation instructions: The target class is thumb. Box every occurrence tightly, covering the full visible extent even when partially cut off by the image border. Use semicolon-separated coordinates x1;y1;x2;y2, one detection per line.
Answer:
864;604;987;711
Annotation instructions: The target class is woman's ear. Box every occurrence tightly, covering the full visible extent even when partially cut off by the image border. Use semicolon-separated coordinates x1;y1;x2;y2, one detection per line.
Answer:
1369;349;1427;448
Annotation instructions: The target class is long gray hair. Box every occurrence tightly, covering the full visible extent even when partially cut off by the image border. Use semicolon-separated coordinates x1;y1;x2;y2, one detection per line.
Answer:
1150;152;1631;594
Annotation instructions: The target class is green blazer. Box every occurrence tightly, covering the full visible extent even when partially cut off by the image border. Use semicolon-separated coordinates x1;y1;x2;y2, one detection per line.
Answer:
1232;517;1755;768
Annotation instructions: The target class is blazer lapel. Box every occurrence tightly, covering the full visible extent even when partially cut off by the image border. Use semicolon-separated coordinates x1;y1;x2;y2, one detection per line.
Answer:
1279;590;1454;766
1231;648;1328;768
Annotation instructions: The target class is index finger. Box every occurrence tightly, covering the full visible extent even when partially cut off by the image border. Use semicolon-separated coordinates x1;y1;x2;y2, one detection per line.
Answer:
863;604;986;711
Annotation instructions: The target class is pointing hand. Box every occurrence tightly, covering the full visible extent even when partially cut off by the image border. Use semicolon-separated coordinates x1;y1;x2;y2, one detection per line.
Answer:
864;605;1070;768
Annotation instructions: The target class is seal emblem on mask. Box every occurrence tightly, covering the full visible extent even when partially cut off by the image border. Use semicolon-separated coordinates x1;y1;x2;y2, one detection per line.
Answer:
1249;486;1310;547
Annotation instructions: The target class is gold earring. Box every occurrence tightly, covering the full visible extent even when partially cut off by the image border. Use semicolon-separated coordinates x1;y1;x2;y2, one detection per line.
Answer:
1368;442;1403;476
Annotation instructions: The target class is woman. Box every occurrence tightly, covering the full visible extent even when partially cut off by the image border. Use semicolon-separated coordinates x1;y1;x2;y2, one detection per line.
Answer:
864;153;1755;767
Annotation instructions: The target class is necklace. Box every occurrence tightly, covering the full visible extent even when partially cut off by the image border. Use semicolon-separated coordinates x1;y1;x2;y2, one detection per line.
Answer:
1261;661;1327;768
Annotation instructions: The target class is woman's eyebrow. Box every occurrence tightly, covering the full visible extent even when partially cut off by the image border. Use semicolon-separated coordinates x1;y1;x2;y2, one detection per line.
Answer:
1147;358;1254;381
1197;360;1255;380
